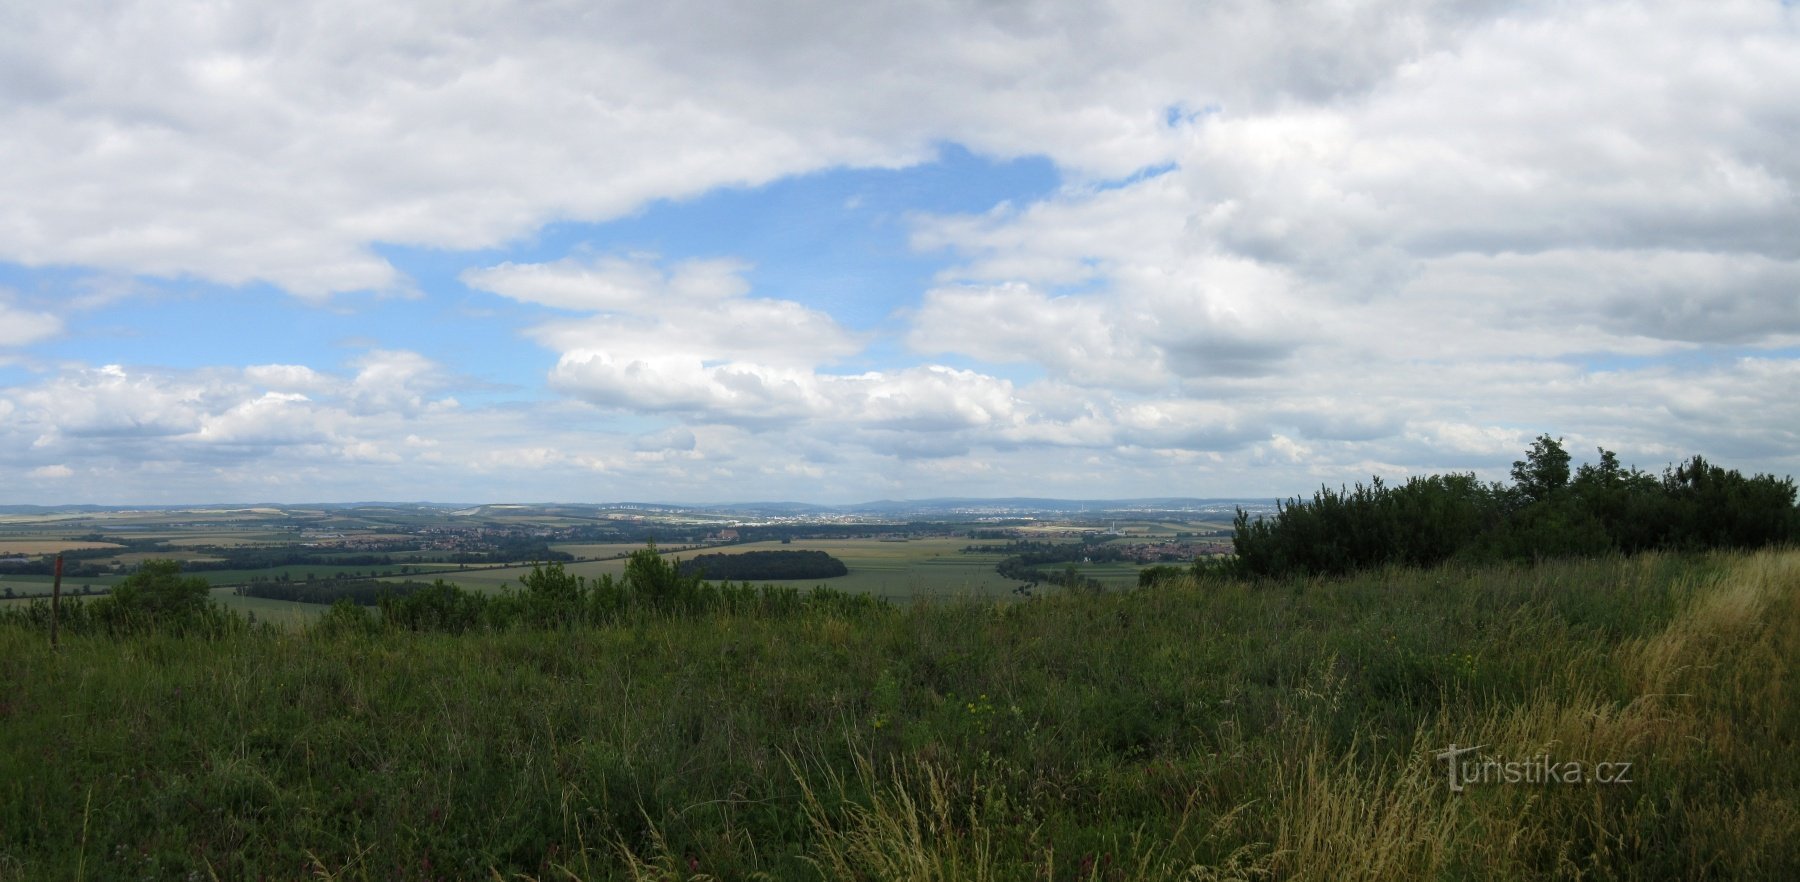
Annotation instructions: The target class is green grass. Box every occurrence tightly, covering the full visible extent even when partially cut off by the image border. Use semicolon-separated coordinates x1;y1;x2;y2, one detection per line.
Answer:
2;550;1796;880
208;588;330;627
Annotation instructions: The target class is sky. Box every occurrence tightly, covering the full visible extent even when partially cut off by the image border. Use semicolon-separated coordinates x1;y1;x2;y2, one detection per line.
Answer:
1;0;1797;505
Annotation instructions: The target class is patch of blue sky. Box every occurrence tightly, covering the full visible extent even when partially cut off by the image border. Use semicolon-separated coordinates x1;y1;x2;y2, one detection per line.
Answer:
481;142;1060;327
1164;102;1222;128
3;268;545;403
1086;162;1178;194
5;144;1062;398
1567;345;1800;374
408;142;1061;381
2;270;341;369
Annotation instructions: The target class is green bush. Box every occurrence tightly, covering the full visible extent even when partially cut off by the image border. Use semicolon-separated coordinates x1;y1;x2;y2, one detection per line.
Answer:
1234;436;1798;578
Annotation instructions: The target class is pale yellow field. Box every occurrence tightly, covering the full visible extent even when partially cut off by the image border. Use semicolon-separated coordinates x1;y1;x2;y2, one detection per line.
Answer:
0;540;124;554
1015;524;1105;535
162;536;286;548
109;552;227;564
93;532;290;543
550;542;674;559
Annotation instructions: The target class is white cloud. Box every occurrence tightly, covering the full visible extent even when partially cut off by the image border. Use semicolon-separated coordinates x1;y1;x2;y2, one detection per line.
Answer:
193;392;330;446
0;0;1558;298
346;349;458;416
887;0;1800;488
907;283;1160;388
244;364;332;394
0;297;62;347
29;464;73;479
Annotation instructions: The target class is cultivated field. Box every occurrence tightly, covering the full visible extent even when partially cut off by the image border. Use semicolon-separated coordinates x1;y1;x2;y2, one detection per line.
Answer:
549;542;674;560
0;540;123;554
209;588;330;626
406;538;1038;600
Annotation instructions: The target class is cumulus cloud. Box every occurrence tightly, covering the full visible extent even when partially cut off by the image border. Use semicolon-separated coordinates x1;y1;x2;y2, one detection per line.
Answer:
471;255;1044;435
0;296;62;347
890;0;1800;486
243;364;333;394
346;349;459;416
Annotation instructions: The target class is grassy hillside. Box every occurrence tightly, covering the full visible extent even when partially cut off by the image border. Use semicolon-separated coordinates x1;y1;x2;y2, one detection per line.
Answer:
2;550;1796;879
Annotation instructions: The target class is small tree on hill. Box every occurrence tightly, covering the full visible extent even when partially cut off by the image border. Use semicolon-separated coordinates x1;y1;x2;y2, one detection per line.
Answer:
1511;434;1571;505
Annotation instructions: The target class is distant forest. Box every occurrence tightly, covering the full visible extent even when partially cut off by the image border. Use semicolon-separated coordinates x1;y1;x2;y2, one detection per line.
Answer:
677;550;848;582
239;578;441;606
1232;436;1799;578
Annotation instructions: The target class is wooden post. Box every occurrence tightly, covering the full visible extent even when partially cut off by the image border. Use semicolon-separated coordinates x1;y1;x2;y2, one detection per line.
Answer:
51;553;62;649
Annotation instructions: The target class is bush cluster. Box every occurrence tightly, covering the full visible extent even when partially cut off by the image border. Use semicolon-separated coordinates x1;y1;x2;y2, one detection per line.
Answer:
338;546;883;636
3;545;886;640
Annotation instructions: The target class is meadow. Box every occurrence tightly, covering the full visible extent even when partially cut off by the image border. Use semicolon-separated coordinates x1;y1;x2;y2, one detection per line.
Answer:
3;548;1795;879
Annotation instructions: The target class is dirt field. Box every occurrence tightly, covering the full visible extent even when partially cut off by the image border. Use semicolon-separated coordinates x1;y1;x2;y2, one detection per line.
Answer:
0;540;123;554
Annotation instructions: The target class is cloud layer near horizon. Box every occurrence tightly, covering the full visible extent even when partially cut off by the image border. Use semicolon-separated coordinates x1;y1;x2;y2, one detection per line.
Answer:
2;0;1796;503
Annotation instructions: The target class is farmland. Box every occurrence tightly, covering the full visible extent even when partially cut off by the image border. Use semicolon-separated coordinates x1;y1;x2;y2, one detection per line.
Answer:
0;539;123;554
4;547;1796;879
412;538;1040;599
0;501;1246;616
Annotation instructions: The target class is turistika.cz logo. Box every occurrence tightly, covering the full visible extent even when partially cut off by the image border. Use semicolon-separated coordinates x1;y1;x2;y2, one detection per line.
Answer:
1433;744;1633;793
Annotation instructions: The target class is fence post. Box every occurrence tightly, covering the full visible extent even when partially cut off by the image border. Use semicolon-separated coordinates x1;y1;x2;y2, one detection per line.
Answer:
51;553;63;649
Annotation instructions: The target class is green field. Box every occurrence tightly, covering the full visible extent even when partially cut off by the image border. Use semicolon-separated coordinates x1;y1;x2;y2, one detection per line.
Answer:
407;538;1035;600
208;587;329;626
1059;559;1155;587
0;573;124;596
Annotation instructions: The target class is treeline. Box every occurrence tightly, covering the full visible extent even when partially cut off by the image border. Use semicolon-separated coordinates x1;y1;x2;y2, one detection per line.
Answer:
184;550;409;571
0;544;122;577
984;541;1127;583
1232;436;1800;578
365;548;879;634
238;577;440;606
444;540;573;564
193;540;571;569
0;540;573;579
676;550;848;581
0;547;884;638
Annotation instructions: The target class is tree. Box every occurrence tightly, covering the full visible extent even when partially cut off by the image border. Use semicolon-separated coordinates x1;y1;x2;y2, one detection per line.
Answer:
1511;434;1571;504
